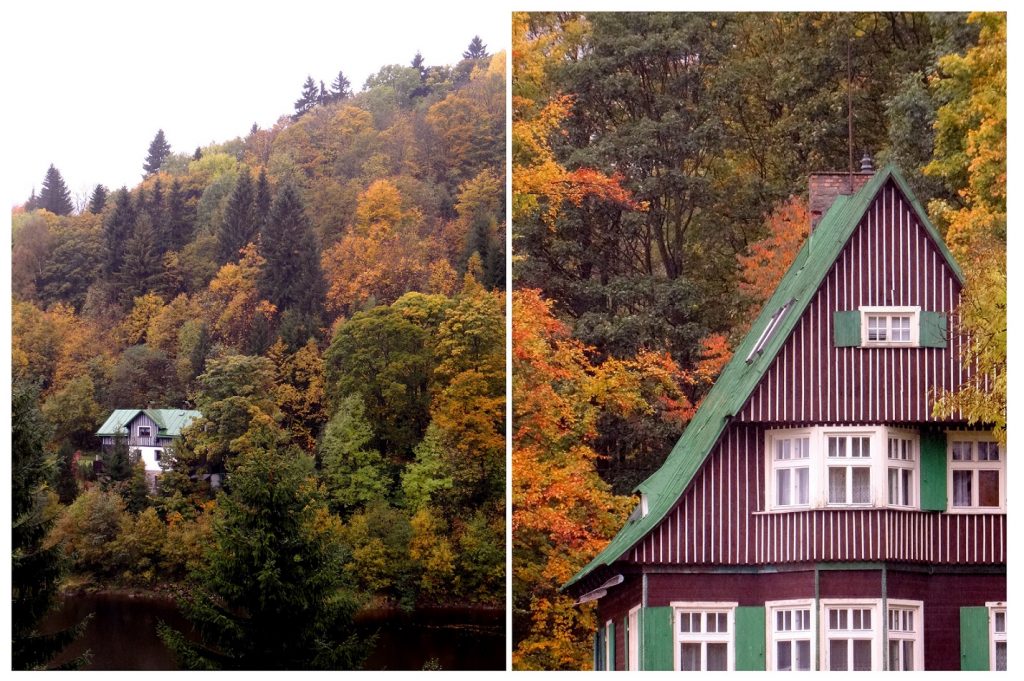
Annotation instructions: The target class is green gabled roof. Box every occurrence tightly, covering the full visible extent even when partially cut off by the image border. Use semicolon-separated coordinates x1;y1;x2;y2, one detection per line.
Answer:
96;408;202;437
564;165;962;591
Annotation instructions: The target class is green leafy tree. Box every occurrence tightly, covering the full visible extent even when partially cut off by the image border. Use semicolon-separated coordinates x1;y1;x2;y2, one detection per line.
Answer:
217;167;258;264
319;394;391;515
159;418;365;670
400;425;453;512
42;373;102;450
39;229;104;311
259;182;324;318
87;184;108;214
12;383;85;669
38;164;75;216
144;129;172;174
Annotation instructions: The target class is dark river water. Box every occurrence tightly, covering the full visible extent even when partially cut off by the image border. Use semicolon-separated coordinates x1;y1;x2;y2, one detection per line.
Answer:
43;591;504;671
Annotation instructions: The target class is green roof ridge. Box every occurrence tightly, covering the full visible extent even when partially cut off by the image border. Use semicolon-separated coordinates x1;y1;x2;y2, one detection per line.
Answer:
564;165;962;591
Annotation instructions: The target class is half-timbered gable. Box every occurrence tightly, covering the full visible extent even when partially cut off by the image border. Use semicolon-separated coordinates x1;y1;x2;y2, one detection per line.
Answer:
565;166;1005;672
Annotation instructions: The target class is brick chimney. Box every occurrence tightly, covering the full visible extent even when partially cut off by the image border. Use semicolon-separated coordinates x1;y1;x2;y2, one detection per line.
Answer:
808;153;875;230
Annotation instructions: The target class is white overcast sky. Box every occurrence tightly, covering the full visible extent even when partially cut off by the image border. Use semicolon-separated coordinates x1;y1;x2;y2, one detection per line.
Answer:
1;1;508;209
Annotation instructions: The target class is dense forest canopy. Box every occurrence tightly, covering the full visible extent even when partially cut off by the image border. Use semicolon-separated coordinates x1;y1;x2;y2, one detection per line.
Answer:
511;11;1004;670
12;38;506;670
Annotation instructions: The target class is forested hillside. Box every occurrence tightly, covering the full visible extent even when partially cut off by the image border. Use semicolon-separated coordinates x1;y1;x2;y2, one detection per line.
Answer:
12;39;505;670
511;12;1004;669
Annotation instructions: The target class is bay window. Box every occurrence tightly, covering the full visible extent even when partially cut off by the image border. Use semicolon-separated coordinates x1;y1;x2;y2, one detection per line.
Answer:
887;433;916;508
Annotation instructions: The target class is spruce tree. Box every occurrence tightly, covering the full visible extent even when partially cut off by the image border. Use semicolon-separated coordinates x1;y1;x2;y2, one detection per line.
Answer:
254;168;272;228
144;129;171;175
165;178;192;252
87;184;108;214
158;421;365;670
148;178;167;254
103;188;136;277
319;80;328;105
293;76;319;119
217;167;257;264
330;70;352;101
55;443;79;505
25;188;39;211
462;35;488;60
13;383;86;669
193;147;203;161
38;164;74;216
259;182;324;318
118;214;164;300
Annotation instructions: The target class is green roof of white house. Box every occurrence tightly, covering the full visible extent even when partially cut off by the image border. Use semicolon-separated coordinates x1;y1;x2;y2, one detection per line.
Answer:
564;165;963;591
96;408;202;438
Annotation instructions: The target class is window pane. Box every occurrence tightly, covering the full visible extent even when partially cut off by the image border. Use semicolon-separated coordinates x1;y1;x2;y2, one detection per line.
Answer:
852;467;871;503
717;612;728;633
829;640;848;671
978;441;999;461
776;439;791;461
795;640;811;671
852;639;872;670
888;640;900;670
706;643;728;671
681;643;701;671
776;641;792;671
829;437;845;458
902;641;914;671
796;437;810;459
979;470;1000;507
996;641;1007;671
889;469;899;505
952;442;973;461
953;470;973;507
796;468;809;505
854;437;870;457
829;468;847;503
777;469;791;506
995;611;1005;633
901;470;912;506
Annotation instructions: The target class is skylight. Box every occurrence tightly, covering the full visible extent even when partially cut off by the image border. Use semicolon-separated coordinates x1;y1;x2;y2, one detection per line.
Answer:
745;299;794;364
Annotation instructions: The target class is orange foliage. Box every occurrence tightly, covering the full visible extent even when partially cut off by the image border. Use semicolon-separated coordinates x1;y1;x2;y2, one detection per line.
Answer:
736;197;809;319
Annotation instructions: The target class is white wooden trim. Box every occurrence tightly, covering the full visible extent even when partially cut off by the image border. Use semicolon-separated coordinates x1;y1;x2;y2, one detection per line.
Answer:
766;599;817;671
819;599;883;671
670;602;738;672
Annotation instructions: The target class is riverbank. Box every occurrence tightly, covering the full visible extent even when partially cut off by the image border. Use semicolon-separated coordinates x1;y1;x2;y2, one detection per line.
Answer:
44;587;504;670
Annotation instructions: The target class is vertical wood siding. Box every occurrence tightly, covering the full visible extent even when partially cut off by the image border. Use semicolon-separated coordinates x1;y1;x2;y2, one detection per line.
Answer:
629;423;1005;566
100;412;161;447
737;181;969;424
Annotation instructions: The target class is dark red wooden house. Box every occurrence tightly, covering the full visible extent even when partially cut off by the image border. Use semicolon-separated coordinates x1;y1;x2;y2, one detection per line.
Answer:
564;164;1006;671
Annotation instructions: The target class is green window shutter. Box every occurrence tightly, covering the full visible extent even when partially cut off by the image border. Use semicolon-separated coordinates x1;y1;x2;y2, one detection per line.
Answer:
919;428;948;511
594;626;603;671
920;310;948;348
608;620;615;671
641;606;674;670
960;606;990;670
834;311;861;347
734;606;767;670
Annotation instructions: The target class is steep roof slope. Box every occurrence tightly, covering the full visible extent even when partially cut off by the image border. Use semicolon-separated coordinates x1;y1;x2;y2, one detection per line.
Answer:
96;408;202;437
564;165;962;591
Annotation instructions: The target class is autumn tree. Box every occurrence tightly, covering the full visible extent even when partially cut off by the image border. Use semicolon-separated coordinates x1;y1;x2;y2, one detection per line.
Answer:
144;129;172;175
927;12;1006;438
736;197;810;326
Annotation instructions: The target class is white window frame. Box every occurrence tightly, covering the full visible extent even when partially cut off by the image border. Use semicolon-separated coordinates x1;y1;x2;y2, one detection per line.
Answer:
767;430;813;509
859;306;921;347
138;425;152;438
671;601;736;672
947;431;1005;513
823;429;876;507
987;602;1006;672
886;429;917;509
820;599;882;671
887;599;924;671
765;426;916;511
605;619;614;671
627;605;640;671
767;599;816;671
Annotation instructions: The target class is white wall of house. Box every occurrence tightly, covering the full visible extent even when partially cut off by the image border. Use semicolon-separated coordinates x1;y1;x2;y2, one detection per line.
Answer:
132;446;168;473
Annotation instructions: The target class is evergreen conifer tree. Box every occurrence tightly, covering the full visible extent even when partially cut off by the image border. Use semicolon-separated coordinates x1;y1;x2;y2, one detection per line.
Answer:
165;178;192;252
13;383;86;669
103;188;136;277
259;182;324;318
293;76;319;119
38;164;74;216
103;435;134;484
193;147;202;161
217;168;257;264
144;129;171;175
148;178;167;255
158;421;365;669
254;168;272;228
319;80;328;105
87;184;108;214
55;443;79;505
463;35;488;60
118;214;163;300
330;71;352;101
